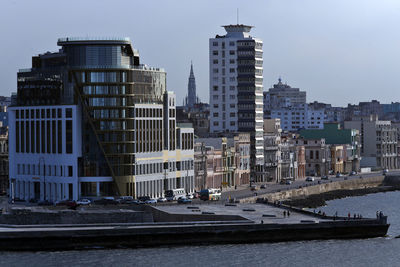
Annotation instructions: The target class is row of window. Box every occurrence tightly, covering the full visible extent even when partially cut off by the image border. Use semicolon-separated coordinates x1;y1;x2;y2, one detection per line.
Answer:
212;59;236;65
212;41;235;47
212;121;236;127
213;112;236;118
135;160;194;175
15;119;73;154
212;50;236;56
212;68;236;73
15;108;72;119
213;104;236;109
17;163;73;177
212;95;236;100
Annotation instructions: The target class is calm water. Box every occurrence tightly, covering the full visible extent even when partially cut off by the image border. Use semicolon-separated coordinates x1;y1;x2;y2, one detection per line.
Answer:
2;191;400;267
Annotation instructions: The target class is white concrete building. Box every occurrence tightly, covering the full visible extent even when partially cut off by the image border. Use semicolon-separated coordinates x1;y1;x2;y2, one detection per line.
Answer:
270;104;325;131
209;24;264;181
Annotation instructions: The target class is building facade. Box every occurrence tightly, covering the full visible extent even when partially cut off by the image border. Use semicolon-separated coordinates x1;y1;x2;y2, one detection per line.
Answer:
0;128;8;194
344;115;397;169
263;78;306;111
209;24;264;182
9;37;194;202
194;134;250;190
269;104;325;131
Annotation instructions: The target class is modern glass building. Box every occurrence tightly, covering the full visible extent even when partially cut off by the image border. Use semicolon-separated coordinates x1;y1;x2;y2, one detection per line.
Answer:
9;37;194;201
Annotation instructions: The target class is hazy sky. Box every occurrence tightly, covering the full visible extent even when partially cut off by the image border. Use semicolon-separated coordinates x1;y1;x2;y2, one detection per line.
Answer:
1;0;400;107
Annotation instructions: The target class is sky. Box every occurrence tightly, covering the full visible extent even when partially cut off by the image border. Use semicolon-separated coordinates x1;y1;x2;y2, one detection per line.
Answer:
1;0;400;107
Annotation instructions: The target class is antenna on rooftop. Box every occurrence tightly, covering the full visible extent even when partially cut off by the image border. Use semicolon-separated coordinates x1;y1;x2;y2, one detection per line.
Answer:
237;8;239;24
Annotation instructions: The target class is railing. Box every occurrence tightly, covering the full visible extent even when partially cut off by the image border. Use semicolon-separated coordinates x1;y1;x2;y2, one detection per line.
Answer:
58;37;130;42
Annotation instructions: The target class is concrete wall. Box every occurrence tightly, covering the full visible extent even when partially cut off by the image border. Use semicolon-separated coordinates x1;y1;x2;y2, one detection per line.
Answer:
0;209;153;225
146;206;249;223
240;176;385;203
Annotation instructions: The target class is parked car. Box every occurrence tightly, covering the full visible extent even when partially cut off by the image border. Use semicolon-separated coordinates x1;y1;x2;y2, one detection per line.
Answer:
77;199;91;205
145;198;157;204
285;180;292;185
38;200;54;206
250;185;258;191
383;169;389;175
260;184;267;189
157;197;167;203
321;175;329;180
138;196;151;202
186;193;194;199
336;173;342;178
55;200;76;207
177;197;192;204
94;197;118;205
349;171;357;176
117;196;134;204
306;177;314;182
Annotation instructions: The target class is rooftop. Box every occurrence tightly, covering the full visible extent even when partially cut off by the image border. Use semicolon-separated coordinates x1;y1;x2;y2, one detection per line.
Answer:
57;37;131;46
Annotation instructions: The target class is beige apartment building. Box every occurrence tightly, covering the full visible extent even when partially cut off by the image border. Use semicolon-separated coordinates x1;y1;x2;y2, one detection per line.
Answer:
344;115;397;169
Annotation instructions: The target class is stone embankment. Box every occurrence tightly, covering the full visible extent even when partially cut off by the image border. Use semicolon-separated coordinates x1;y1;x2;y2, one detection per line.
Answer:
240;175;400;207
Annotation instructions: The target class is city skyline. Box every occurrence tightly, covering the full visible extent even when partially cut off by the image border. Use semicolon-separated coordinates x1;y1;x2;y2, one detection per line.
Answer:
1;0;400;107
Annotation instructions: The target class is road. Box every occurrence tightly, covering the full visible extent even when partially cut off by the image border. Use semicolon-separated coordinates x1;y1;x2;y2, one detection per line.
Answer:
214;170;390;202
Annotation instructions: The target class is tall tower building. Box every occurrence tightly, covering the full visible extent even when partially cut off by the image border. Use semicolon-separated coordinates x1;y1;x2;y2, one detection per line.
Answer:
209;25;264;181
9;37;195;202
185;62;197;109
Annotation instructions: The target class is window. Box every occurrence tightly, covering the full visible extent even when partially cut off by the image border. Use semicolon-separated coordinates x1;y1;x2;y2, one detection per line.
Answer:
213;121;219;126
229;59;235;64
230;112;235;117
213;50;218;56
66;120;73;154
230;104;235;108
230;86;235;91
229;41;235;46
213;95;219;100
229;68;235;73
229;50;235;55
230;121;235;126
213;86;218;91
212;42;218;46
213;113;218;117
230;95;235;99
66;108;72;118
213;68;219;73
213;104;218;108
213;59;218;64
68;166;73;177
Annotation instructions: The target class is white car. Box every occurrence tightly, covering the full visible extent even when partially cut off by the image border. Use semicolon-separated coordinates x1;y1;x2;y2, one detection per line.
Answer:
305;177;314;182
145;198;157;204
186;193;194;199
77;199;91;205
157;197;167;203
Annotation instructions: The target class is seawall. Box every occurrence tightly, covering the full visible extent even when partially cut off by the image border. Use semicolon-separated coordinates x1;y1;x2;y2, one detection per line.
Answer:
240;175;386;204
0;218;389;251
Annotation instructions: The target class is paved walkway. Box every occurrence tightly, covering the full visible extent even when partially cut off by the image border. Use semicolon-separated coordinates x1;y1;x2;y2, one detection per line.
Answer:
157;203;328;224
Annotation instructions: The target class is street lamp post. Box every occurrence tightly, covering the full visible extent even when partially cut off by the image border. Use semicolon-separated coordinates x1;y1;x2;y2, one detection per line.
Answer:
39;157;46;201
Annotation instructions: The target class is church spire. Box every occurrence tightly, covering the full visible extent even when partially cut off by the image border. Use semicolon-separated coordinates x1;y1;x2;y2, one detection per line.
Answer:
186;61;197;109
190;61;194;77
